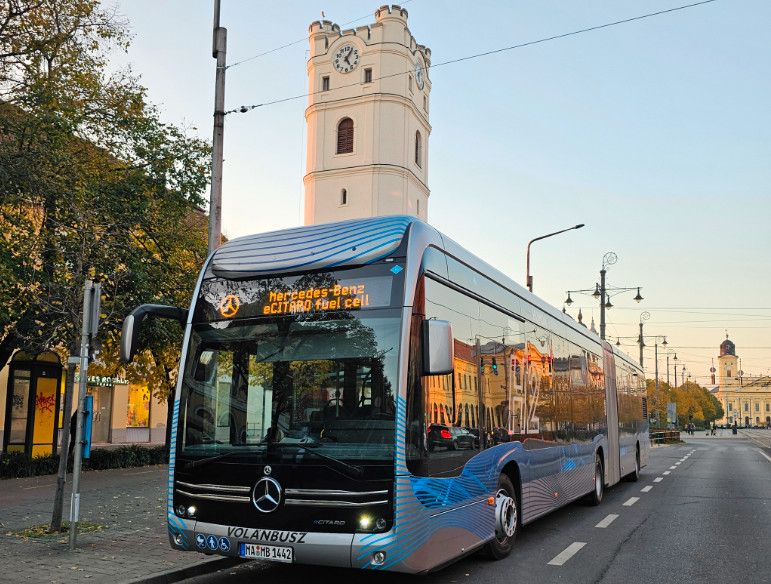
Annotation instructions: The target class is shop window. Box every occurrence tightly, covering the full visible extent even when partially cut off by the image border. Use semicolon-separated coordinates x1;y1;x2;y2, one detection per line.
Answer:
127;383;150;427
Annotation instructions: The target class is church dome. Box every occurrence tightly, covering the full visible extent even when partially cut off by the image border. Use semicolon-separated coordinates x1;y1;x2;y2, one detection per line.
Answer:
719;337;736;356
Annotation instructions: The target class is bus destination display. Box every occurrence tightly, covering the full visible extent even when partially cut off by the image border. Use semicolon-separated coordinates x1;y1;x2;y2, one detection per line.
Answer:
263;283;373;315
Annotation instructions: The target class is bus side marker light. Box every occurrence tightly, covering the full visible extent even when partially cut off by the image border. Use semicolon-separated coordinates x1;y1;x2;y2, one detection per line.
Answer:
487;496;495;506
372;551;386;565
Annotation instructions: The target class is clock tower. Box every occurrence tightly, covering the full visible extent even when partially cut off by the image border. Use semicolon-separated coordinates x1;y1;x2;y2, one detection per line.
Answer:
304;5;431;225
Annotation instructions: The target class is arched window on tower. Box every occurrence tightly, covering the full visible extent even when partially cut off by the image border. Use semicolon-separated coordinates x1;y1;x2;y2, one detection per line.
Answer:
415;130;422;167
340;188;347;205
337;117;354;154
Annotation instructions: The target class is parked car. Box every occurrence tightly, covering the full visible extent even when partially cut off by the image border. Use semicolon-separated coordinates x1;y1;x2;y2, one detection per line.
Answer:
427;424;475;451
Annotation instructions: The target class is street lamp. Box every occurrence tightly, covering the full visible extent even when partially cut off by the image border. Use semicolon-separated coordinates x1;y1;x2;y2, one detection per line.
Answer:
564;251;643;340
638;311;650;367
526;224;585;292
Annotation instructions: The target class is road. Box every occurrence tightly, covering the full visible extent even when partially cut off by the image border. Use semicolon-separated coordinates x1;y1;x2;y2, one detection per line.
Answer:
185;433;771;584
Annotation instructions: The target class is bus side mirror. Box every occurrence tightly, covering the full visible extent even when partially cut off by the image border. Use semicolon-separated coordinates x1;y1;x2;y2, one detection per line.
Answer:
120;304;188;363
422;319;454;375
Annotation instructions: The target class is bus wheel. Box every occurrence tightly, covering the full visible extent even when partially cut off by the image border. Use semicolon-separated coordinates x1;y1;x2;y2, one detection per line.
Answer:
587;455;604;506
485;474;519;560
625;447;641;482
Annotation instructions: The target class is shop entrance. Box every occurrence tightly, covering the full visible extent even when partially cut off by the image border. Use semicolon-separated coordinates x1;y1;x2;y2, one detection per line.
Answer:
3;351;63;457
87;385;113;443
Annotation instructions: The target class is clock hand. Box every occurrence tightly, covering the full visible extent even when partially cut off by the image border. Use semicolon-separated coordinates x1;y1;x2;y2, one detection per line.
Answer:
344;53;351;66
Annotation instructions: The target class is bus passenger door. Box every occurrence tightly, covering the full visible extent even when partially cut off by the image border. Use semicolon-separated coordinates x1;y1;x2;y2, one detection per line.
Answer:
603;347;621;486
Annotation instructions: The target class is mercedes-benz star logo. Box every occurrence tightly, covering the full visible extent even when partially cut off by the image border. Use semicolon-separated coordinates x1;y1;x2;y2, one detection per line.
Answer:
252;477;282;513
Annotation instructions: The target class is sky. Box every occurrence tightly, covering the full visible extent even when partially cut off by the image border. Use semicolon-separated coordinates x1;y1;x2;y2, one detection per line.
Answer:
106;0;771;383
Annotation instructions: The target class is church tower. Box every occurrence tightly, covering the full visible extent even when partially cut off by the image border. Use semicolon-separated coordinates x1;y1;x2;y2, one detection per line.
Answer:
718;334;739;389
304;5;431;225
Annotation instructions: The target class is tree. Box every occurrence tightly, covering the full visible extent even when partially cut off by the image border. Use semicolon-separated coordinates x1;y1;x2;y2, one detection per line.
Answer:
0;1;210;531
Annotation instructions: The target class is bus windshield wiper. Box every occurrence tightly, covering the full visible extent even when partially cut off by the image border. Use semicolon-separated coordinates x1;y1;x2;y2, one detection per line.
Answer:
184;448;257;470
277;443;364;479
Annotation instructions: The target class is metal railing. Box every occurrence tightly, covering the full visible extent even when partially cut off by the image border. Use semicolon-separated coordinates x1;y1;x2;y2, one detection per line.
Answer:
650;430;681;444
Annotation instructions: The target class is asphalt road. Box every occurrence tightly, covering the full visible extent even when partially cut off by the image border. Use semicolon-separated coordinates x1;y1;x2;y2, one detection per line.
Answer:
184;434;771;584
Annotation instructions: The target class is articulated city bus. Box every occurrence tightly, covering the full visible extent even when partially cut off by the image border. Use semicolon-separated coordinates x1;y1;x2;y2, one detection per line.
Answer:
120;215;648;573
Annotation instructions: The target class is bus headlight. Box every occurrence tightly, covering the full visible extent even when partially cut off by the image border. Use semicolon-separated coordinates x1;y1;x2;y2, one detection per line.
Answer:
186;505;197;518
176;504;187;517
358;515;372;530
375;518;387;531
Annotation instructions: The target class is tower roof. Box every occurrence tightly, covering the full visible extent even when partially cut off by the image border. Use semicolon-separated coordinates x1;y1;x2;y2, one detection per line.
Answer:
719;334;736;357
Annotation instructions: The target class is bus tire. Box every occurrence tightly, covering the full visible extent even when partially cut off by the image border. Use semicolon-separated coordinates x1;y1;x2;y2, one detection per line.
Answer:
484;474;519;560
625;446;641;482
587;454;604;506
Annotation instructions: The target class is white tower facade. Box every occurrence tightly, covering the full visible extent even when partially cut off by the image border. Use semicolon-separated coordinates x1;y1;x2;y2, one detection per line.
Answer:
304;5;431;225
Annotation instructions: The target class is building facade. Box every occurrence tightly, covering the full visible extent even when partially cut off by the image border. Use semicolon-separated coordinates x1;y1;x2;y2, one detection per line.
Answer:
714;336;771;427
1;351;168;457
304;4;431;225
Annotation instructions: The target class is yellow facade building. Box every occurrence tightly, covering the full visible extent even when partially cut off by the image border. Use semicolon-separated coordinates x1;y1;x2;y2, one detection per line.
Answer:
714;336;771;427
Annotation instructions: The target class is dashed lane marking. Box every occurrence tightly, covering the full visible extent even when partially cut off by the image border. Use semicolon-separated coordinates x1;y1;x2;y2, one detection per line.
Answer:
623;497;640;507
548;542;587;566
663;471;671;475
669;466;677;469
641;486;653;493
675;462;682;466
595;514;619;528
757;449;771;464
654;477;663;482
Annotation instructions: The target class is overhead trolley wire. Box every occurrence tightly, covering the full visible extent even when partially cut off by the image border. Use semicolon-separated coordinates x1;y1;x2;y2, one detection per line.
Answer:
228;0;417;69
227;0;720;114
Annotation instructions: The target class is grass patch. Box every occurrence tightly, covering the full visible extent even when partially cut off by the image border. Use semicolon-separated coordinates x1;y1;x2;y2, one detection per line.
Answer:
10;521;106;540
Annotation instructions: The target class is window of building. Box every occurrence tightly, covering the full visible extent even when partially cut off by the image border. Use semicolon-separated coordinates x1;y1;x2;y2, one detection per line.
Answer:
340;188;347;205
755;402;760;412
744;402;749;412
766;403;770;412
127;383;150;427
727;368;732;377
408;75;413;92
364;68;372;83
336;117;353;154
322;76;330;92
728;402;733;412
415;130;422;167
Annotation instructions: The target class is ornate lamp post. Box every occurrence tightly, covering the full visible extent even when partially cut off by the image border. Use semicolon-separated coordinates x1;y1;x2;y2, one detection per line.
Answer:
564;252;643;340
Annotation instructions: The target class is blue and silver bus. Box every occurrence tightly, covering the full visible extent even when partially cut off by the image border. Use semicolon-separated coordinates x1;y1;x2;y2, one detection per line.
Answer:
121;215;648;573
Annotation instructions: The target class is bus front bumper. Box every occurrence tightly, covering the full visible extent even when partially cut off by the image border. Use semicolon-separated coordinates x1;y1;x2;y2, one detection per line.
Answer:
168;517;403;570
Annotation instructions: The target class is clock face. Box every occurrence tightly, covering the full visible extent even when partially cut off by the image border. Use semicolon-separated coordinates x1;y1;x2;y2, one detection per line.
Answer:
414;61;425;90
333;44;359;73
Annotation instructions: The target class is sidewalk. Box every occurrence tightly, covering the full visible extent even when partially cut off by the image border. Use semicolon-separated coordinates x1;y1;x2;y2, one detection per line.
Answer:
0;465;230;584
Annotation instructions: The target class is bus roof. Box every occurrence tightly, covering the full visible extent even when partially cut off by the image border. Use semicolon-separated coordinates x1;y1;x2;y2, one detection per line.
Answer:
205;215;641;373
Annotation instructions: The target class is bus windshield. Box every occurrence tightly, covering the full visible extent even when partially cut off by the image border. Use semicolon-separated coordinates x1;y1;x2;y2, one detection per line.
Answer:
179;310;400;463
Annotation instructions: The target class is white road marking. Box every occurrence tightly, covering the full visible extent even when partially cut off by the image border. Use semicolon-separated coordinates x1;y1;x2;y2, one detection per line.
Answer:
669;466;677;469
675;462;681;466
757;449;771;463
663;471;671;475
623;497;640;506
595;514;619;528
654;477;663;482
641;486;653;493
548;542;586;566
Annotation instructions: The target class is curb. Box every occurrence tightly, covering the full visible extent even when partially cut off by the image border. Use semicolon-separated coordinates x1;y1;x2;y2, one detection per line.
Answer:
124;557;246;584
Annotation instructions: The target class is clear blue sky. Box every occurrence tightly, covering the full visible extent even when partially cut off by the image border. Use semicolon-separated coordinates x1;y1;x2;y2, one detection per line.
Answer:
108;0;771;381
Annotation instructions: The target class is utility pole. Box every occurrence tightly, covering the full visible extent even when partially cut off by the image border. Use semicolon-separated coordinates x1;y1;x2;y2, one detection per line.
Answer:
666;353;670;386
69;280;100;549
599;267;607;340
638;321;644;367
208;0;227;256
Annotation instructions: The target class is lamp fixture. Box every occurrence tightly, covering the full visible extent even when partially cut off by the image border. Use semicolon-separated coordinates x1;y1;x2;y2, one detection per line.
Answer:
564;292;573;306
633;287;644;303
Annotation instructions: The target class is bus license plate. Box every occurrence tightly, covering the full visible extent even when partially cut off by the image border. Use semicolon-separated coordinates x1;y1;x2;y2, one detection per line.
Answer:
239;542;294;563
